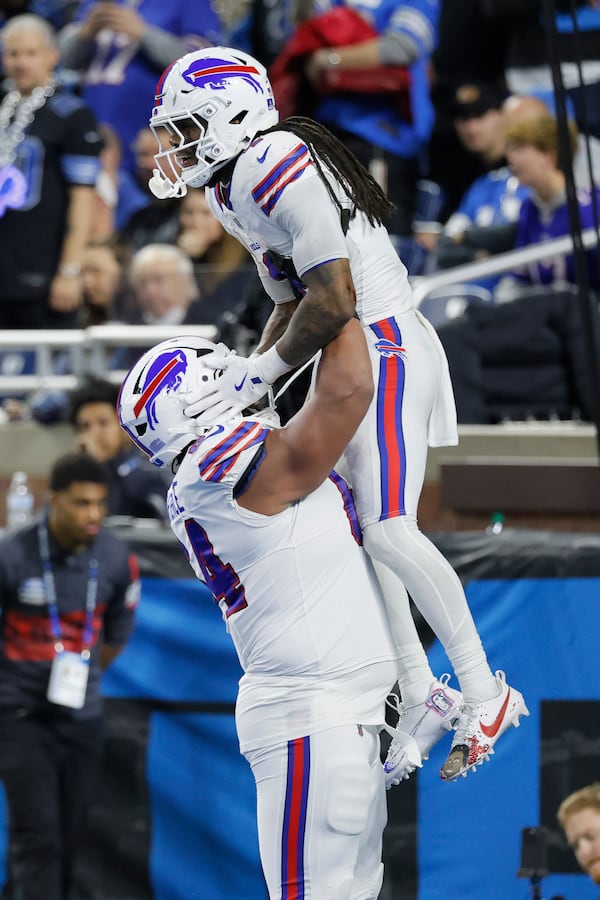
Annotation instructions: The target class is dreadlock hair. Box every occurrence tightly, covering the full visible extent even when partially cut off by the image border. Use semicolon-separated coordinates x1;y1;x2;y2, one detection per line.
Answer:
263;117;395;228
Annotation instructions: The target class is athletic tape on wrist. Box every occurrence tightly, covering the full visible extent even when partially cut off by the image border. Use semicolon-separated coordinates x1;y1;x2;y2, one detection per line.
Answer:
253;345;294;385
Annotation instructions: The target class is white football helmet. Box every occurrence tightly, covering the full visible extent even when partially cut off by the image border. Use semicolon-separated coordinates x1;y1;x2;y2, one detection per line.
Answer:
149;46;279;198
118;335;232;468
118;335;280;469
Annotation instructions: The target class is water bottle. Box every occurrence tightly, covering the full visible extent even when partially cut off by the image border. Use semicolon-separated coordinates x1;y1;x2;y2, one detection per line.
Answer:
485;511;505;536
6;471;34;529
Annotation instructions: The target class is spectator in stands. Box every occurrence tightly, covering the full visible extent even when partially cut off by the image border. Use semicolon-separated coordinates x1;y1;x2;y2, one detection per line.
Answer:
498;114;599;298
272;0;440;238
111;243;218;371
425;93;599;286
92;123;157;240
173;188;257;324
0;452;139;900
126;243;210;326
0;14;103;329
79;235;131;326
410;86;521;278
427;0;512;221
58;1;223;176
436;114;600;424
69;378;170;521
118;127;180;253
432;94;550;291
452;81;509;172
558;783;600;886
427;79;508;221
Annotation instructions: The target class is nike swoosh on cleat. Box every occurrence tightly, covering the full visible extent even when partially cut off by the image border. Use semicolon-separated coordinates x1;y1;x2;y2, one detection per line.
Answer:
234;374;248;392
256;146;270;164
480;690;511;739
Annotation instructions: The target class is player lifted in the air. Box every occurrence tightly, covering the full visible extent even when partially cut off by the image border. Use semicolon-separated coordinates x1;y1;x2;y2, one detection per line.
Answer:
146;46;528;784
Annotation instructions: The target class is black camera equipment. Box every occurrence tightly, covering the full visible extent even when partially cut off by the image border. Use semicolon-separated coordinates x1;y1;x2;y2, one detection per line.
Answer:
517;826;549;900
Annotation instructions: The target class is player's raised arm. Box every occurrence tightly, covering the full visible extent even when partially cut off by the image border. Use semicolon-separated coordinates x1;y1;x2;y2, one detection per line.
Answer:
270;258;356;369
238;317;372;515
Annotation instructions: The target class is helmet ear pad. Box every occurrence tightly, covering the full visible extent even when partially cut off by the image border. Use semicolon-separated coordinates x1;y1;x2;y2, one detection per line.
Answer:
149;47;279;193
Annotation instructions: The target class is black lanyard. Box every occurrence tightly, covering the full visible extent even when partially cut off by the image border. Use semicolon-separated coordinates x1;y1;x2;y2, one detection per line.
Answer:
38;523;98;659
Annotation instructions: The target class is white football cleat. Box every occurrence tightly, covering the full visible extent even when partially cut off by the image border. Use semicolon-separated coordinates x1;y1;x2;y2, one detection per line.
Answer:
384;675;463;788
440;670;529;782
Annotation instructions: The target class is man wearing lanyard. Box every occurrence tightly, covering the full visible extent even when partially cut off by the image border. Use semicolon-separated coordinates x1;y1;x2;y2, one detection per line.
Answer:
0;453;140;900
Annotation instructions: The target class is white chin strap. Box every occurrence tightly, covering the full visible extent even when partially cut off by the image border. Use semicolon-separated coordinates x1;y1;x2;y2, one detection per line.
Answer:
148;169;188;199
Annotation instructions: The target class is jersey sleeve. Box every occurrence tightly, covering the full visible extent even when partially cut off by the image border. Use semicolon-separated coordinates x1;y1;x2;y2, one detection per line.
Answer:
387;0;439;57
241;131;350;278
188;419;271;488
271;166;351;278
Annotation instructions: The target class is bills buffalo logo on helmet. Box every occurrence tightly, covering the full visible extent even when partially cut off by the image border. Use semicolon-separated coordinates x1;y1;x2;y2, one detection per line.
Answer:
182;57;265;94
132;350;188;432
375;339;406;358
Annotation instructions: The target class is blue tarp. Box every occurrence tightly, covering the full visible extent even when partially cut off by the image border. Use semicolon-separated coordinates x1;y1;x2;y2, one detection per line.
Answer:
2;562;599;898
420;578;600;900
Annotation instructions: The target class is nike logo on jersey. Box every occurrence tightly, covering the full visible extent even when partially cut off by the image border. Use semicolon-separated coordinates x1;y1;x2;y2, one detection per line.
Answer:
234;374;248;392
480;690;511;739
256;146;270;164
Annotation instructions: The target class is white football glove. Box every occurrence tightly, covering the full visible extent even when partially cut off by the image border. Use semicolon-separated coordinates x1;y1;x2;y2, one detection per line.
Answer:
184;346;293;426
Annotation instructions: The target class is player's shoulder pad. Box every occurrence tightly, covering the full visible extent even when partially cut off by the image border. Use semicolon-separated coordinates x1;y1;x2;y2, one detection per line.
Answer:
233;130;314;215
185;418;271;485
235;130;310;180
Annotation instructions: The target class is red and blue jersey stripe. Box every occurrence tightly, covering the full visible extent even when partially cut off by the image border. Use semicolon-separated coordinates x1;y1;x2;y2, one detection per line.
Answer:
370;318;407;519
281;736;310;899
198;421;268;482
329;471;362;545
214;181;233;211
252;143;313;216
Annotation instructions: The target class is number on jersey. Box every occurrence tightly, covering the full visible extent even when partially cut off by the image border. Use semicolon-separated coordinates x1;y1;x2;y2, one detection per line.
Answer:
185;519;247;618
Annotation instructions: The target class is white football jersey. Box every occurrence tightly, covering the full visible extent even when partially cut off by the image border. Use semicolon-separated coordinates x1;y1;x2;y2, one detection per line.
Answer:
168;417;397;752
205;129;415;324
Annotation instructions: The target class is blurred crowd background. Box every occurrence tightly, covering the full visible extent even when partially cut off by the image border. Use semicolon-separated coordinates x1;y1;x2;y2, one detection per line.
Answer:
0;0;599;443
1;6;599;898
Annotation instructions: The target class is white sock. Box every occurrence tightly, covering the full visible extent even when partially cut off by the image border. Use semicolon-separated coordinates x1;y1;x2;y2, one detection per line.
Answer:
371;559;435;706
364;517;498;705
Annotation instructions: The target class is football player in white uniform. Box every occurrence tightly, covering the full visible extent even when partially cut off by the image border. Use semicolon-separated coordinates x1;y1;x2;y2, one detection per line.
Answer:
145;47;528;784
118;321;399;899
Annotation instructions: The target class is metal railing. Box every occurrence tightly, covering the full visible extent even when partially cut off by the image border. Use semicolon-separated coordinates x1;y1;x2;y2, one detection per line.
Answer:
0;226;598;395
410;226;600;305
0;324;218;394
